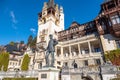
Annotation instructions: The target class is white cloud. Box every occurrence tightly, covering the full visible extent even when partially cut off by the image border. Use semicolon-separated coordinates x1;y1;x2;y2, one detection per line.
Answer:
30;28;36;34
10;11;18;30
10;11;17;24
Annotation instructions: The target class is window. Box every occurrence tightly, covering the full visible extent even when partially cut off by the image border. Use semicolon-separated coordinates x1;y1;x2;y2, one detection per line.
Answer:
81;49;89;54
38;62;42;69
19;60;21;65
101;22;106;30
95;59;101;65
41;37;45;41
9;62;12;65
64;62;68;67
85;49;89;54
16;63;17;66
57;61;61;65
108;3;115;9
111;15;120;25
74;63;78;68
108;20;112;26
94;47;101;52
84;60;88;66
116;40;120;48
63;62;68;69
13;63;14;66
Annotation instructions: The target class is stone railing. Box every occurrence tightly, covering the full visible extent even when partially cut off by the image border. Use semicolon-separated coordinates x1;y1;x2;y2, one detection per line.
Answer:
59;34;97;45
0;70;39;78
62;65;120;75
62;66;100;75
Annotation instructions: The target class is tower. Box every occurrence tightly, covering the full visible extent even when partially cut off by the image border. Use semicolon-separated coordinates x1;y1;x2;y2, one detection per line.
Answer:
34;0;64;69
37;0;64;45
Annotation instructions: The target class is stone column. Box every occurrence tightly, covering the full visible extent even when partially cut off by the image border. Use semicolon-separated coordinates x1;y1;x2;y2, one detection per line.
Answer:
78;43;82;57
55;46;57;56
99;35;106;53
61;47;63;59
69;46;72;58
88;41;92;55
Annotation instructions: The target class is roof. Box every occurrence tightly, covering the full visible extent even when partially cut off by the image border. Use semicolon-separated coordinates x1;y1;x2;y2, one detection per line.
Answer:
5;43;27;55
69;21;80;29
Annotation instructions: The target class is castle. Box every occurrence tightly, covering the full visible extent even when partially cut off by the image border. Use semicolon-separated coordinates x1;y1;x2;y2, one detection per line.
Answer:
7;0;120;79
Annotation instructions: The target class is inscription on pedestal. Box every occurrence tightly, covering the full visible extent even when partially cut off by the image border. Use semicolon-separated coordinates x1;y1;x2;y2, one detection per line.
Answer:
41;74;47;78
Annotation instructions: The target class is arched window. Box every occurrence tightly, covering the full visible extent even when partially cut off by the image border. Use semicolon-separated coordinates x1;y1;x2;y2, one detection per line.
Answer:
74;63;78;68
38;62;42;69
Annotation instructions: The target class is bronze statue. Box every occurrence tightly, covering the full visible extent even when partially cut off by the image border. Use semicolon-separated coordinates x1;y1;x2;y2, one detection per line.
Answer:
45;34;58;67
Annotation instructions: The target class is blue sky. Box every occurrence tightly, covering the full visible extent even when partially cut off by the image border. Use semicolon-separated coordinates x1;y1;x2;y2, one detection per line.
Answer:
0;0;103;45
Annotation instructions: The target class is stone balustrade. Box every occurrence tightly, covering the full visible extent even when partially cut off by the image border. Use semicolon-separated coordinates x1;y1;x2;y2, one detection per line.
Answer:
62;65;120;75
0;70;39;78
59;34;97;45
62;66;100;75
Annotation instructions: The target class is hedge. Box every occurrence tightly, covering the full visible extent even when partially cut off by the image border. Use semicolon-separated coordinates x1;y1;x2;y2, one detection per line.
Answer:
111;78;120;80
3;78;38;80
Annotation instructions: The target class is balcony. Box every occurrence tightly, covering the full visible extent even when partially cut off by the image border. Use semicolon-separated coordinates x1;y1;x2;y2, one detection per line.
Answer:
59;34;97;45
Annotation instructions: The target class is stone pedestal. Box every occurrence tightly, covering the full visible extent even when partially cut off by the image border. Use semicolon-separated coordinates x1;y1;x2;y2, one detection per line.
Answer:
38;67;60;80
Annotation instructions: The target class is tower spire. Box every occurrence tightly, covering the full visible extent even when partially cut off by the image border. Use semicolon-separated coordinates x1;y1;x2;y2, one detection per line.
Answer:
48;0;54;7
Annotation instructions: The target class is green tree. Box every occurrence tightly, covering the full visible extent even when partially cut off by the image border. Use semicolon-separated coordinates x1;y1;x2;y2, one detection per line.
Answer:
0;52;9;71
20;41;24;44
105;49;120;66
0;53;3;71
9;41;15;45
21;54;30;71
27;35;33;46
31;37;37;48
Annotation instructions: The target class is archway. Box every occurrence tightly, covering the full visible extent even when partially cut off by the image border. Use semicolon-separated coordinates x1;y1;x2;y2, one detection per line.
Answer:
82;76;93;80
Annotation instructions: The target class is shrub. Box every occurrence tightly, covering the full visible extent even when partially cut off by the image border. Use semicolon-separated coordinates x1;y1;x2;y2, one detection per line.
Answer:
0;52;9;71
21;54;30;71
105;49;120;66
111;78;120;80
3;78;38;80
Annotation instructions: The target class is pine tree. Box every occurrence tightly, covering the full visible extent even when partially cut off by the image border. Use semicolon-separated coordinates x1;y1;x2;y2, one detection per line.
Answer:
27;35;33;46
21;54;30;71
31;37;37;52
31;36;37;47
